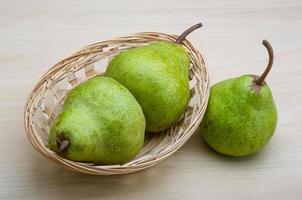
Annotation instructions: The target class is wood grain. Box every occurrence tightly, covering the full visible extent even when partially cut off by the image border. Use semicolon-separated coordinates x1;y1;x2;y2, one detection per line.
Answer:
1;0;302;199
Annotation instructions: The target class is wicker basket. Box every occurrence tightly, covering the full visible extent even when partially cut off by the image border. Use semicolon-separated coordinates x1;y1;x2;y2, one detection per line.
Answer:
24;32;210;175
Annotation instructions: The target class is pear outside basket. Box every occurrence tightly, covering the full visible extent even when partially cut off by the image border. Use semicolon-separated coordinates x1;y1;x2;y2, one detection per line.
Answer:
24;32;210;175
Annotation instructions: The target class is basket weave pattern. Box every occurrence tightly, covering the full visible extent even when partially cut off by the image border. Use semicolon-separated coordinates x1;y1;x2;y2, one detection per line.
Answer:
24;32;210;175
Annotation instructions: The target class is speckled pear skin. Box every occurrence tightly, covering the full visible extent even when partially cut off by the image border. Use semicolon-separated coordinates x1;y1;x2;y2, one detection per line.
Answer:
200;75;277;157
106;41;190;132
49;76;145;164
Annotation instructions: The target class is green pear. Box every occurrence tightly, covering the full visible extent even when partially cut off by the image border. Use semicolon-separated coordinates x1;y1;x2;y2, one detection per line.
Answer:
49;76;145;164
106;23;202;132
200;40;277;157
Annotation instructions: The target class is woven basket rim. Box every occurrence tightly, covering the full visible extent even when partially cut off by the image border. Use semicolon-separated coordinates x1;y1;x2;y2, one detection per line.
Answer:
24;31;210;175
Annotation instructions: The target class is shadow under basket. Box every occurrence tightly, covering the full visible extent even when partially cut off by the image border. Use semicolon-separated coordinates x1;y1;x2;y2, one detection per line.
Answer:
24;32;210;175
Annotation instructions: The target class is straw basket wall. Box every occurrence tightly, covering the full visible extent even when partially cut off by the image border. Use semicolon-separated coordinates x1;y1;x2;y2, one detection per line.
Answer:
24;32;210;175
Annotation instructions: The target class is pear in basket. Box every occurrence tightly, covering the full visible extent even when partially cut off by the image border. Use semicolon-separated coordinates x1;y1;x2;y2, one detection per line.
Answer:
48;76;145;164
106;23;202;132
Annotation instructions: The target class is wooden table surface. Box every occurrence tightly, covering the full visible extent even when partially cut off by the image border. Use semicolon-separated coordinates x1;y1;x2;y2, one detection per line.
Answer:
1;0;301;199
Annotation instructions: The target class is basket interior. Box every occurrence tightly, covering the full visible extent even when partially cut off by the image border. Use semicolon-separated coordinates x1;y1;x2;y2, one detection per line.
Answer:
25;33;209;171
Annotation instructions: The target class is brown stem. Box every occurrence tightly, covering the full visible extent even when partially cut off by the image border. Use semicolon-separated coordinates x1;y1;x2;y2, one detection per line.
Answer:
176;23;203;44
56;133;69;153
255;40;274;85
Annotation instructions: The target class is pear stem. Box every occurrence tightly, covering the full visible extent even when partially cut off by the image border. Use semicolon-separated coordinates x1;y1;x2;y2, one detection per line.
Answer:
255;40;274;85
176;23;203;44
56;133;69;153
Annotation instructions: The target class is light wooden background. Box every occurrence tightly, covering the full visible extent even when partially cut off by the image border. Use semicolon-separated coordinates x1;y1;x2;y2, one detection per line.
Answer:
1;0;301;199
